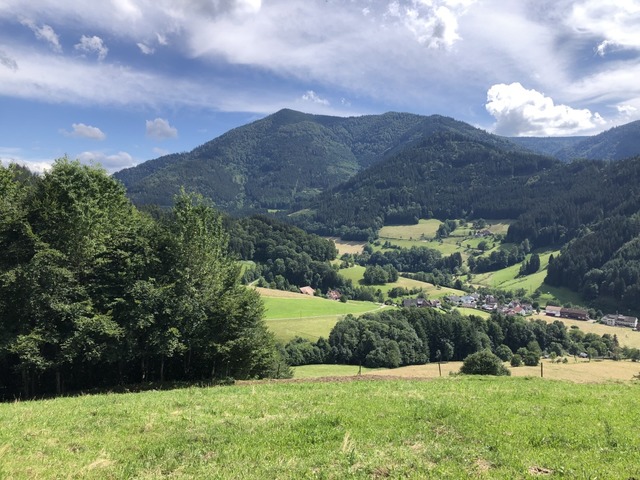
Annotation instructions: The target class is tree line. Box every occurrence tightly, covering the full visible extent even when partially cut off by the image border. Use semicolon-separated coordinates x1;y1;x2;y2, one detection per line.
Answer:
284;308;627;368
0;160;287;399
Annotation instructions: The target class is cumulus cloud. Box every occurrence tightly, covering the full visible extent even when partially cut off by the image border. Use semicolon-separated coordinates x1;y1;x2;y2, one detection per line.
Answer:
0;49;18;71
146;118;178;139
302;90;329;106
75;35;108;60
617;104;638;116
62;123;106;140
486;82;605;136
384;0;476;49
76;150;135;172
21;20;62;53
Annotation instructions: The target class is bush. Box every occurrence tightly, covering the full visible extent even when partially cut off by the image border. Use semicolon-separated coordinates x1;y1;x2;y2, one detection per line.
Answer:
495;344;513;362
510;354;523;367
523;351;539;366
460;350;511;376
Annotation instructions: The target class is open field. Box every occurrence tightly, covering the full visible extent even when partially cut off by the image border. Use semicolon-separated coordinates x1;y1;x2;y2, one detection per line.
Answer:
378;219;442;240
254;286;385;341
338;265;464;299
326;237;366;255
293;364;379;378
2;376;639;479
533;314;640;350
362;359;640;383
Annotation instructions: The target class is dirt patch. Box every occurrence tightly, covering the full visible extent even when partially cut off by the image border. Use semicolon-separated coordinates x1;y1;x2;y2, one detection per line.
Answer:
528;466;553;476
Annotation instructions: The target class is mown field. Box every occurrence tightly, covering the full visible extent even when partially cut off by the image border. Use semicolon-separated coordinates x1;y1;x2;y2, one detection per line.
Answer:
2;376;639;479
255;287;385;341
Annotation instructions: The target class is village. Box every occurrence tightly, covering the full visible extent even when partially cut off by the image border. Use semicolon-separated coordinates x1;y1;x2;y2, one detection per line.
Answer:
402;293;639;330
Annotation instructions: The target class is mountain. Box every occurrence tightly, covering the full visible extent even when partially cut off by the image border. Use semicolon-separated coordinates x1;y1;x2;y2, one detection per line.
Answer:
114;109;523;212
508;120;640;161
291;130;562;239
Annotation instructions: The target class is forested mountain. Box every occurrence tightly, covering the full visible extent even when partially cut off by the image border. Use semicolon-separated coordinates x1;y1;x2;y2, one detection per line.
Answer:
291;131;561;239
114;109;522;212
508;120;640;161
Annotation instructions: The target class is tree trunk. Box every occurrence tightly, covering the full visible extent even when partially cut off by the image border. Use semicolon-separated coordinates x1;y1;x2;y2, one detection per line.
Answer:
160;357;165;383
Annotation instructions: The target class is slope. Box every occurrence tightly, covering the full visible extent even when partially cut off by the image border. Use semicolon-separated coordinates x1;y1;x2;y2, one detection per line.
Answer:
114;109;523;212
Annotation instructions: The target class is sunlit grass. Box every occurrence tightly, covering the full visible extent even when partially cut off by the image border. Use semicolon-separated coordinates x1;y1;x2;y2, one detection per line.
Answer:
2;377;639;479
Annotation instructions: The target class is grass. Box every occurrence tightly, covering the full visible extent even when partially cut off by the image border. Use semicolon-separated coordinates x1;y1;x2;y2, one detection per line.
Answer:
293;364;379;378
378;219;442;240
371;359;640;383
2;377;640;479
532;314;640;350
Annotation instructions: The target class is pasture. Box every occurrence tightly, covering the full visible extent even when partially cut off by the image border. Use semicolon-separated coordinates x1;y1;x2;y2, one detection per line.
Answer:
2;376;639;479
256;287;384;341
358;358;640;383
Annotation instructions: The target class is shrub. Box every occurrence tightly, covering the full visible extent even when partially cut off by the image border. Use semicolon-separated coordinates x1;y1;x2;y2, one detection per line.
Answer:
495;344;513;362
510;354;523;367
460;350;510;376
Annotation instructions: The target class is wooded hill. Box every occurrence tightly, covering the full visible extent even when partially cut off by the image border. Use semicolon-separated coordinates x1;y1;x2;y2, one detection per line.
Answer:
114;109;525;212
508;120;640;161
113;109;640;314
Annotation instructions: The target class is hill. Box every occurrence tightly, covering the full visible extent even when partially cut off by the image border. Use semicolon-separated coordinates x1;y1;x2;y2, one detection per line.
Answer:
2;377;639;478
114;109;523;212
508;120;640;161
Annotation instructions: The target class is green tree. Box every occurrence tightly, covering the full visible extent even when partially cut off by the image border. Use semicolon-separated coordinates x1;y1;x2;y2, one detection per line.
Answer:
460;350;510;376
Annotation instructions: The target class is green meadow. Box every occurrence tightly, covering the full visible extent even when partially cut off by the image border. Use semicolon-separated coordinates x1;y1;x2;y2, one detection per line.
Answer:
2;377;639;479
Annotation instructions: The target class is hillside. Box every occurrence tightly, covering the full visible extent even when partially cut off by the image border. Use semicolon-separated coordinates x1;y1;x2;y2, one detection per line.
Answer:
508;120;640;161
1;377;639;479
114;109;522;212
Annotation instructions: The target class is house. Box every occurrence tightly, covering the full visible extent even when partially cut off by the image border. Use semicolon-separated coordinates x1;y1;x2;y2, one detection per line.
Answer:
403;298;429;308
327;289;342;301
602;314;638;329
299;286;315;296
560;307;589;321
545;305;562;317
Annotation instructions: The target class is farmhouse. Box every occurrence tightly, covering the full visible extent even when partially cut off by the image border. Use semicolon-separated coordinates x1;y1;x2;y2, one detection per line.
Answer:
560;307;589;321
545;305;562;317
299;286;315;296
327;289;342;301
602;314;638;329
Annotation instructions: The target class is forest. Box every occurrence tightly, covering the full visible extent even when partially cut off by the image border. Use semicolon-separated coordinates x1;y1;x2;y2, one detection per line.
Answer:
283;308;632;369
0;160;288;399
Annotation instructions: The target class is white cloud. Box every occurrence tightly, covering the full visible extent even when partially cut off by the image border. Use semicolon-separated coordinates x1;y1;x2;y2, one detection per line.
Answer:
302;90;329;106
617;104;638;116
0;49;18;71
21;20;62;53
569;0;640;54
486;82;606;136
146;118;178;139
62;123;106;140
0;147;52;173
76;150;136;172
137;43;154;55
75;35;108;61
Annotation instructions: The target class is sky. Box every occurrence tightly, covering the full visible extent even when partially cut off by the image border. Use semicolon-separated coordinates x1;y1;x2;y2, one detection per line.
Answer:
1;0;640;173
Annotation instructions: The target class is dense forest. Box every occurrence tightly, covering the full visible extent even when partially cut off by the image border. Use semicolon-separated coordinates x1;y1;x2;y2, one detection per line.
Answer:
0;160;288;399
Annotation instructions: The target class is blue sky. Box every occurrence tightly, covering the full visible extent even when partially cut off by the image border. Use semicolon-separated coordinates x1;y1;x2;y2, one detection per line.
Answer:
1;0;639;173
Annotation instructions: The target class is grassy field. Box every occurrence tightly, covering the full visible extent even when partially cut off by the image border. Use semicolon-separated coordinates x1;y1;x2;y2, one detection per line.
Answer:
361;359;640;383
2;376;640;479
533;314;640;350
293;364;379;378
337;265;464;299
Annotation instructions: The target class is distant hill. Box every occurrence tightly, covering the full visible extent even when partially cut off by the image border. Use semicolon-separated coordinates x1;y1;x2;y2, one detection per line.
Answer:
508;120;640;161
114;109;523;212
